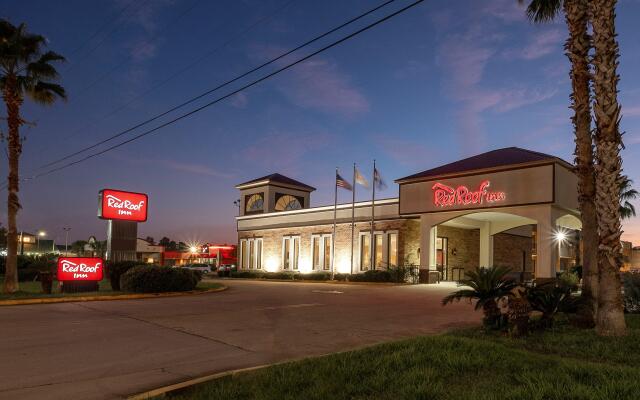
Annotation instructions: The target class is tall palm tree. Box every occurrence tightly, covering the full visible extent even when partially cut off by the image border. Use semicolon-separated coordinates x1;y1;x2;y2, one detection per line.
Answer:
590;0;627;336
0;20;66;293
523;0;599;321
619;176;638;220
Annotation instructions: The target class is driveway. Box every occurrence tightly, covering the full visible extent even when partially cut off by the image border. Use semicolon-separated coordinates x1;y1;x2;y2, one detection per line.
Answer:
0;280;480;400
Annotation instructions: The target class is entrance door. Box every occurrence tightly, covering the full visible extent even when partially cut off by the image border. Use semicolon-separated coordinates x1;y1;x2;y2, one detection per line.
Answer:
436;237;448;280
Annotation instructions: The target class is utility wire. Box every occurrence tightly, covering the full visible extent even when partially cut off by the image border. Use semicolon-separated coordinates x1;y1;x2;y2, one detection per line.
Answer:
25;0;425;182
35;0;398;171
30;0;297;157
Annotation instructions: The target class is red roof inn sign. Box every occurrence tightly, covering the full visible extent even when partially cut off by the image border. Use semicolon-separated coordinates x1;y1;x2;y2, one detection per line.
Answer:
57;257;103;281
98;189;148;222
432;180;506;208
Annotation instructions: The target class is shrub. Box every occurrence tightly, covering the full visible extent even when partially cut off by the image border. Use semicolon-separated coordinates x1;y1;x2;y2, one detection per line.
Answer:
525;280;581;329
231;271;266;279
350;270;394;283
302;272;331;281
622;272;640;313
121;265;201;293
107;261;141;291
558;270;580;291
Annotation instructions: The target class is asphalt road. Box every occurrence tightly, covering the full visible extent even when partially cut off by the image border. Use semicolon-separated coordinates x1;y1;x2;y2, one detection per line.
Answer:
0;280;480;400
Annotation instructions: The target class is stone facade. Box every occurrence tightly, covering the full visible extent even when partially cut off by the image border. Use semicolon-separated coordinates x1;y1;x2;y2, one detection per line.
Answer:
433;225;533;279
238;218;419;273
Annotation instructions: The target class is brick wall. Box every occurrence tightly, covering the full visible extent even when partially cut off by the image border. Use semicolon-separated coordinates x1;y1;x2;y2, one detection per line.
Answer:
238;218;418;272
493;232;534;272
436;226;480;278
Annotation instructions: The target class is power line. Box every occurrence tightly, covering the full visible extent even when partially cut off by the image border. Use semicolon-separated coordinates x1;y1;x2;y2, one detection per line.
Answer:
26;0;425;182
29;0;297;157
34;0;398;171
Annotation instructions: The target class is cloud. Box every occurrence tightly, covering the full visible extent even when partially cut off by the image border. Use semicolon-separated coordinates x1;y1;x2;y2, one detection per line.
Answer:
504;30;564;60
437;25;558;153
238;130;332;173
229;93;248;109
128;39;157;63
482;0;527;23
623;105;640;118
161;160;235;179
373;136;438;168
249;45;369;117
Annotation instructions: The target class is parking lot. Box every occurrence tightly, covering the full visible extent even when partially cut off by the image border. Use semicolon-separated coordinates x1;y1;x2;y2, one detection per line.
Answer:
0;280;480;400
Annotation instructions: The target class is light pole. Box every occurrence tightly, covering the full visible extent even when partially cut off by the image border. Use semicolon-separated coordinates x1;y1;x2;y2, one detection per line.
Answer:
37;230;46;255
233;199;241;216
63;227;71;256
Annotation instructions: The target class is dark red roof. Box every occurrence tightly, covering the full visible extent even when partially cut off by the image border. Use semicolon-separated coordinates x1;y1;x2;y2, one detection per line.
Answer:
236;173;316;191
396;147;571;182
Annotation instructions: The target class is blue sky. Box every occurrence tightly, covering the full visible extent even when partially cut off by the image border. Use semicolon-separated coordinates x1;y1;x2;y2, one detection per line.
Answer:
1;0;640;246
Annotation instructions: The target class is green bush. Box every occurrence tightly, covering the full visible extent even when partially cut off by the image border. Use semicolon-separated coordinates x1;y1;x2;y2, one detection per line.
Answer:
557;270;580;291
121;265;202;293
349;270;394;282
302;272;331;281
622;272;640;313
107;261;142;291
231;271;266;279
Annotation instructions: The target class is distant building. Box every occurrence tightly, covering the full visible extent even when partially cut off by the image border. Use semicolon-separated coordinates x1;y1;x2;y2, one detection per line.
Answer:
163;244;236;267
136;238;164;264
19;232;56;255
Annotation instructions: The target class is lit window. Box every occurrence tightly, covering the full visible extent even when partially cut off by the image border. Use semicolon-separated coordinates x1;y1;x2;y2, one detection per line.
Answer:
245;193;264;213
388;233;398;267
282;236;300;270
311;234;332;271
239;238;262;270
274;195;302;211
374;233;384;269
360;233;371;271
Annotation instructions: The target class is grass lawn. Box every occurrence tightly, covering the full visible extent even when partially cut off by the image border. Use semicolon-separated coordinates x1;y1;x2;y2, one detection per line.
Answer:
0;276;223;301
167;315;640;400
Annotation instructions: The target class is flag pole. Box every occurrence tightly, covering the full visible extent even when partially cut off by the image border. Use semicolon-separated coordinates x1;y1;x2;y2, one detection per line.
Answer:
370;159;376;271
331;167;338;280
351;163;356;275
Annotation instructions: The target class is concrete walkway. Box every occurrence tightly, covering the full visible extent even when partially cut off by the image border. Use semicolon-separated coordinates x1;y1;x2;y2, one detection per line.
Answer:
0;280;480;400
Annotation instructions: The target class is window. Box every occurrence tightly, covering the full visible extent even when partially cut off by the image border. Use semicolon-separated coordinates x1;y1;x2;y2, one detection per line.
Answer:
360;233;371;271
245;193;264;213
311;234;332;271
239;238;263;269
282;236;300;270
388;232;398;267
274;194;302;211
360;231;399;271
374;233;384;269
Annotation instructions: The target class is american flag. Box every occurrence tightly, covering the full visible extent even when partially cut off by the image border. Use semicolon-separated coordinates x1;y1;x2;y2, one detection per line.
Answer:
374;167;387;190
336;172;352;191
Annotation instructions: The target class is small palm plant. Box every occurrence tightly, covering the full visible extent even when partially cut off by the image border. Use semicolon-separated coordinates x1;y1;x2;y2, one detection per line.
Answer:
442;266;518;329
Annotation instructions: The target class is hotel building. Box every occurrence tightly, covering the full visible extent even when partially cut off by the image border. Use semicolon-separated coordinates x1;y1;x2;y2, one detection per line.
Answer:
235;147;582;281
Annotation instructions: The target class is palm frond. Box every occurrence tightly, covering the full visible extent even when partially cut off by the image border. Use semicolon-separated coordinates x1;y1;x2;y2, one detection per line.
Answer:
27;81;66;104
525;0;563;23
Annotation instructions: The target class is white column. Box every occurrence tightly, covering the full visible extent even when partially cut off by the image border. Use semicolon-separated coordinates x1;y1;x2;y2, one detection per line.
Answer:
419;215;436;270
479;221;493;268
535;208;557;279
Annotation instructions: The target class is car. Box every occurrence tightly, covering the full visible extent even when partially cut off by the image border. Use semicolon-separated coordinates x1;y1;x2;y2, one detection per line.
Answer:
183;263;213;274
217;264;237;277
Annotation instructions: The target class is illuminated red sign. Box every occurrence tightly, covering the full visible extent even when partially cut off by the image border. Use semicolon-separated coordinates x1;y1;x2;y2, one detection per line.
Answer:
57;257;103;281
98;189;148;222
432;180;506;207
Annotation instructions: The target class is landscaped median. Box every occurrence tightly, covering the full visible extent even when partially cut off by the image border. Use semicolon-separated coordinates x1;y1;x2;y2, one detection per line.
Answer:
225;266;420;284
0;263;226;306
143;315;640;400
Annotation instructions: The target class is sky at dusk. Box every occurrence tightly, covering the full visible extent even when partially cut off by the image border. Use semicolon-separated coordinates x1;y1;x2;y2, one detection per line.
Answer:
1;0;640;246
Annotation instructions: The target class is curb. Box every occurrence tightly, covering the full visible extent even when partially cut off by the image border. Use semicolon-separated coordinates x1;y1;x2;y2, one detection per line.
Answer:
211;278;409;286
0;285;228;307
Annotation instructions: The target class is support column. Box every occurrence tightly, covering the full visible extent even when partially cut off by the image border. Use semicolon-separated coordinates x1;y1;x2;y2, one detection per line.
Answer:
535;208;557;279
419;215;436;270
479;221;493;268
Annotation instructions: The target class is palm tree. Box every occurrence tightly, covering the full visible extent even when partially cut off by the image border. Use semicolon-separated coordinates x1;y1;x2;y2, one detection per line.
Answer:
442;266;518;328
0;20;66;293
523;0;599;322
619;176;637;220
590;0;627;336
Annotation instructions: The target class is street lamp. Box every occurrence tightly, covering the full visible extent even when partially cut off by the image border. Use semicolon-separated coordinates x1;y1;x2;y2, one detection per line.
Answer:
233;199;241;216
37;230;46;255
